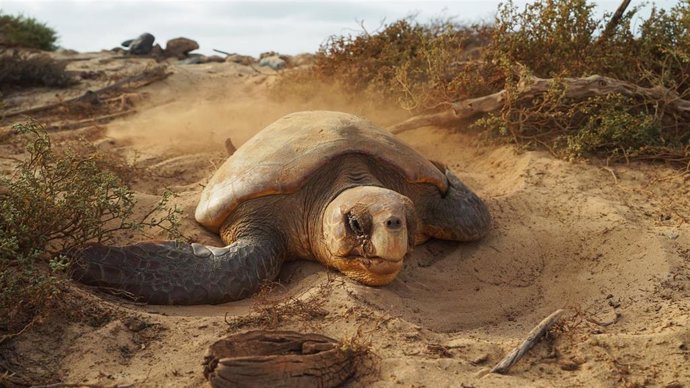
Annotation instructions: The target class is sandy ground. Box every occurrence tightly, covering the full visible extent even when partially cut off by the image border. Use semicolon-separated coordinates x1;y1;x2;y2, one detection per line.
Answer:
2;54;689;387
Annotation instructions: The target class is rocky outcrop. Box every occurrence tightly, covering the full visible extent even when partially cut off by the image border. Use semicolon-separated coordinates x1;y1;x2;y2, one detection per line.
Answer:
165;38;199;59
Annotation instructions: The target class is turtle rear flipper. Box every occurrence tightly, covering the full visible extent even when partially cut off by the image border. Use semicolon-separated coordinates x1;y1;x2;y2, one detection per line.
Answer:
422;169;491;242
70;238;285;305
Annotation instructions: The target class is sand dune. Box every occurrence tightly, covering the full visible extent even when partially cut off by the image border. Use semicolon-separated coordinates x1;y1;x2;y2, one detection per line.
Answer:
5;58;689;387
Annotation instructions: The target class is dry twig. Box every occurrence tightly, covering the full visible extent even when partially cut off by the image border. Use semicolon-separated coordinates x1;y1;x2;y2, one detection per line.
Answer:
490;309;565;374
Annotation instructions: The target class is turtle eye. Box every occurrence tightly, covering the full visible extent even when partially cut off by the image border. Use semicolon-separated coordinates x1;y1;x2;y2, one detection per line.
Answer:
347;213;364;236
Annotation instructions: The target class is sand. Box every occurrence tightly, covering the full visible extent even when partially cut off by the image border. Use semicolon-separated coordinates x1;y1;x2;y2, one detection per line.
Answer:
2;55;689;387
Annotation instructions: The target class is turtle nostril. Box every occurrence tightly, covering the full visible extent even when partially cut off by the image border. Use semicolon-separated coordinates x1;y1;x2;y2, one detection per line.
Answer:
385;216;402;230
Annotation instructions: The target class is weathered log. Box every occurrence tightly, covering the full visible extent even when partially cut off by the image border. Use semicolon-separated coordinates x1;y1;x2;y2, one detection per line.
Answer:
203;331;354;388
389;74;690;134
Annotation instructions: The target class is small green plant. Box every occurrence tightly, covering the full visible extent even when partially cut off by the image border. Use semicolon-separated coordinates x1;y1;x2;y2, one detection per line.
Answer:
0;121;182;337
0;52;76;91
565;94;662;158
0;12;58;50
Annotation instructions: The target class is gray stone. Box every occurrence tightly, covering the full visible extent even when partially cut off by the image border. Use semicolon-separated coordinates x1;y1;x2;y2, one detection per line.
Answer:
258;56;286;70
178;54;206;65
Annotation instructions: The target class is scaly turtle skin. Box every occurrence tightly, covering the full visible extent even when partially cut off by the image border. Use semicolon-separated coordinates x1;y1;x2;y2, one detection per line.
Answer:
72;111;491;305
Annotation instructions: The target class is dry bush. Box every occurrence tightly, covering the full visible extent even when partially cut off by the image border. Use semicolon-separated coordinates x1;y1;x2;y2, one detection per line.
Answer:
476;1;690;165
0;51;76;91
273;18;499;112
280;0;689;166
0;121;181;339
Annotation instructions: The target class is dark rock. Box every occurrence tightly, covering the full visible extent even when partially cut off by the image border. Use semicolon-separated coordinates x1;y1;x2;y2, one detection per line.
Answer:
126;33;155;55
165;37;199;59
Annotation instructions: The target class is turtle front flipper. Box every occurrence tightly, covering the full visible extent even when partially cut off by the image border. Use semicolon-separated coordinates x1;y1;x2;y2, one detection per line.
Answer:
422;169;491;242
70;238;285;305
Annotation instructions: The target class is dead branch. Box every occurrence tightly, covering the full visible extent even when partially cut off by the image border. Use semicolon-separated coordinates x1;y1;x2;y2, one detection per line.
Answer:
213;48;233;56
597;0;632;45
388;74;690;134
490;309;564;374
1;66;170;119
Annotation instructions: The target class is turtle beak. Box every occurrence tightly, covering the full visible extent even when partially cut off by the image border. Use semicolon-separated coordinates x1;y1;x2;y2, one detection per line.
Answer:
368;214;409;262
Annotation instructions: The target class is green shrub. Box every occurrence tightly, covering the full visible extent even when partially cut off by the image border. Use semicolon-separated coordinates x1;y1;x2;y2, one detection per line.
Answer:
565;94;662;158
0;51;76;91
0;122;181;336
0;12;58;51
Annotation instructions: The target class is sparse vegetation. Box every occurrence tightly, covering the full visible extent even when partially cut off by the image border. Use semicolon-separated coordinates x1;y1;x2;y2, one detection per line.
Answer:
0;122;181;339
0;51;76;91
0;12;58;51
276;0;690;166
226;275;340;329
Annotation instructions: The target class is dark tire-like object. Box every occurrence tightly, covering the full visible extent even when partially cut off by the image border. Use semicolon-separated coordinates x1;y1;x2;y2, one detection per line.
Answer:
203;331;354;388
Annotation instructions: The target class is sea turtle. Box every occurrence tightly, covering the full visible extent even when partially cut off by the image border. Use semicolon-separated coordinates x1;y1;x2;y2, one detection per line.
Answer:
72;111;491;305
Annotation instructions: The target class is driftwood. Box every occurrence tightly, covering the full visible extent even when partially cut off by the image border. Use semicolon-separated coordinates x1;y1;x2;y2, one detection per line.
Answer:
1;66;170;119
389;75;690;134
203;330;354;388
490;309;564;374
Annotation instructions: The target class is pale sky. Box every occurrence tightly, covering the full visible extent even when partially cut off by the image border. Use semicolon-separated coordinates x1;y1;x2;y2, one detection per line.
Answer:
1;1;681;57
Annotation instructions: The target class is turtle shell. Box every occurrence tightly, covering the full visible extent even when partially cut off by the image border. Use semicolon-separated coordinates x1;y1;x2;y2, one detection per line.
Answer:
195;111;448;232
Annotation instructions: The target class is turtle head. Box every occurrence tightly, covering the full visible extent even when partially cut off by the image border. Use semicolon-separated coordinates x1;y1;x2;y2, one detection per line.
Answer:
321;186;416;286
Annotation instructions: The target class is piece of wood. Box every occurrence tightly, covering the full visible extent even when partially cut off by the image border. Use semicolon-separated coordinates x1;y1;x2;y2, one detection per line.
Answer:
490;309;565;374
389;109;459;134
388;74;690;134
204;330;354;388
213;48;233;56
597;0;633;45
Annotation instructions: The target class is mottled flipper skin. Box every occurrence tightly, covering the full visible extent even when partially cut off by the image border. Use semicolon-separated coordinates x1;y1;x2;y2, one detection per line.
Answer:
71;238;284;305
422;169;491;242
